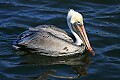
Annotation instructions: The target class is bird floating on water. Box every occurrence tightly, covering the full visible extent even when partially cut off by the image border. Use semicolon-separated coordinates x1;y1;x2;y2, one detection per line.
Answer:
13;9;95;56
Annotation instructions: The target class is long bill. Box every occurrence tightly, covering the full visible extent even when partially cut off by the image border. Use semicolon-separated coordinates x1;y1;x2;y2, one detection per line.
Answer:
77;25;95;56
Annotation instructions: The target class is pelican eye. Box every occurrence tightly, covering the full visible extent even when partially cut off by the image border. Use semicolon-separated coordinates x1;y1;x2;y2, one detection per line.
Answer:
77;21;83;27
73;22;83;27
77;21;81;24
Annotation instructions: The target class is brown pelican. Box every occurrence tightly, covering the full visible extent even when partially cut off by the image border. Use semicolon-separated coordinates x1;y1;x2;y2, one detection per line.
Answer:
13;9;95;56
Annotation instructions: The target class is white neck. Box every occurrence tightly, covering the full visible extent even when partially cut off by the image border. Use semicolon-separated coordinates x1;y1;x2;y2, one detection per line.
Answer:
67;20;83;45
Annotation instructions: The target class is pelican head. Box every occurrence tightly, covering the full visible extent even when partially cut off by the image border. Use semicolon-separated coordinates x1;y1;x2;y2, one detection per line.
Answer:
67;9;95;56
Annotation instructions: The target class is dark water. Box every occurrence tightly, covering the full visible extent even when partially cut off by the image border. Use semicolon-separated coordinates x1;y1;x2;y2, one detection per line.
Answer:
0;0;120;80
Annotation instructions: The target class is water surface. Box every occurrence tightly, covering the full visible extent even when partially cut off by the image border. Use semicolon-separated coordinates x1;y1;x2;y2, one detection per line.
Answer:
0;0;120;80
